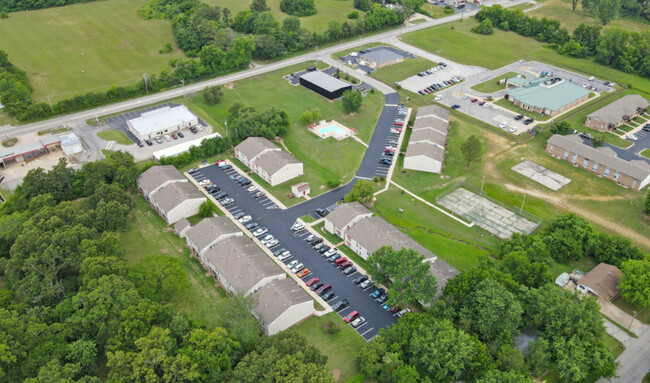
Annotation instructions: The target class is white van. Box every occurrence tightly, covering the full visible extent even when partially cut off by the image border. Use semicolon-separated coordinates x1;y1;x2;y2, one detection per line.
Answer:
588;76;595;81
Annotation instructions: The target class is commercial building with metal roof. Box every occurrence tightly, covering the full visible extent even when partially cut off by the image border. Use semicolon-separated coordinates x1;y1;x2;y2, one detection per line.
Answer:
148;181;206;224
153;132;222;161
324;202;373;239
299;71;352;100
546;134;650;190
252;278;313;335
404;105;449;174
126;105;199;141
0;136;62;168
585;95;649;132
234;137;303;186
507;77;590;116
360;49;404;68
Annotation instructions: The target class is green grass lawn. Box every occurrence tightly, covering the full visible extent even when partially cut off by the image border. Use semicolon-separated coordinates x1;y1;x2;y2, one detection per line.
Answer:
602;332;625;359
0;0;184;103
471;72;522;93
400;18;650;95
547;256;598;279
619;124;634;132
419;3;450;18
202;0;359;33
292;312;366;382
301;214;317;223
528;0;649;33
494;98;552;121
185;61;384;206
97;129;133;145
370;58;437;88
612;296;650;325
640;149;650;159
313;222;345;246
121;197;229;329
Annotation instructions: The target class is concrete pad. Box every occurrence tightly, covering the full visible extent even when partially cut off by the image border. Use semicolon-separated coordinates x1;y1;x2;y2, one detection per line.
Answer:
511;160;571;191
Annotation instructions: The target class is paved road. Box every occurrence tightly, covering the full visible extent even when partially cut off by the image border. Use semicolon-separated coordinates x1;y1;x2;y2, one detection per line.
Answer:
0;0;531;138
597;324;650;383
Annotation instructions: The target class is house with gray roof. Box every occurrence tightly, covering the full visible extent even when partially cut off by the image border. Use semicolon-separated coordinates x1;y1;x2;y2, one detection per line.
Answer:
585;95;649;132
506;77;589;116
252;278;313;335
324;202;373;239
235;137;303;186
203;236;285;296
360;49;404;68
137;165;186;199
427;259;460;299
149;182;206;224
184;217;242;261
404;105;450;174
174;218;191;238
415;105;450;123
547;134;650;190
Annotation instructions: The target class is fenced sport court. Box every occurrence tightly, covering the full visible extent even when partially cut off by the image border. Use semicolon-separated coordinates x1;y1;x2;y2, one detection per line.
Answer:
436;183;540;239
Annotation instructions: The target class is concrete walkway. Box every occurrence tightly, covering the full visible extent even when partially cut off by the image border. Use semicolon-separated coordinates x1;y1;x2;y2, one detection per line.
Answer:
390;181;474;227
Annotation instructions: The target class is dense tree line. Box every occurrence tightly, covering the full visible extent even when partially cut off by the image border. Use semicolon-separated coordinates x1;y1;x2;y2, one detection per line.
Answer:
0;0;100;12
0;154;332;382
158;135;231;168
280;0;317;17
475;5;650;78
226;102;290;144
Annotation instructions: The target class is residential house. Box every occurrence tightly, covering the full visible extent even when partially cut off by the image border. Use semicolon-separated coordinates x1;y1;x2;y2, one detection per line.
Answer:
577;263;622;301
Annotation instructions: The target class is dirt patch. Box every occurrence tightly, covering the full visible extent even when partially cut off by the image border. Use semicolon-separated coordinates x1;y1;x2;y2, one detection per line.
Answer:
224;82;234;89
331;369;341;382
160;248;169;253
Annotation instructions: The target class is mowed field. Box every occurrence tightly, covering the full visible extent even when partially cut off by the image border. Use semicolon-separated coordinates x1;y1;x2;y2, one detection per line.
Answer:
203;0;358;32
528;0;649;32
0;0;184;102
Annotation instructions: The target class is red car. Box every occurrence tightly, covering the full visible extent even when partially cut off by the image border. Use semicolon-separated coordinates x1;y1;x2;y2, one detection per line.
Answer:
394;121;404;126
306;277;320;287
478;101;486;106
171;133;178;140
471;98;478;103
344;310;359;323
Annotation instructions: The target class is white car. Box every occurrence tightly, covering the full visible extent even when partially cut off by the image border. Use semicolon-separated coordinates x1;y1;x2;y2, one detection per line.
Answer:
628;134;638;141
434;95;443;101
390;129;401;134
350;317;366;328
499;122;509;129
291;263;304;273
291;222;305;231
508;127;517;133
324;248;337;257
238;215;252;223
261;234;275;245
287;260;299;269
247;186;258;192
253;228;268;237
397;308;411;317
461;95;469;100
164;135;172;141
197;125;204;131
305;234;316;242
278;251;292;261
265;239;279;248
481;102;489;108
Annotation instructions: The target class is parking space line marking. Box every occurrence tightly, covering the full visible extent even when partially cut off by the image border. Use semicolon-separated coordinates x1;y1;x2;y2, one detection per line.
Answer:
360;327;374;337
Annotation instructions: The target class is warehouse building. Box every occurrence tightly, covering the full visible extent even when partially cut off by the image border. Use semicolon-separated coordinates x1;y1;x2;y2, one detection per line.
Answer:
299;71;352;100
546;134;650;190
585;95;649;132
0;136;61;168
127;105;199;141
360;49;404;68
403;105;450;174
234;137;303;186
506;77;589;116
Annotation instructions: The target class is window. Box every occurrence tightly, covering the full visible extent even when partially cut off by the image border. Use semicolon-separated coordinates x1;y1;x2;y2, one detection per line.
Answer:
592;162;598;172
582;158;589;168
548;144;554;152
572;153;578;164
604;167;610;176
632;179;637;189
563;150;569;159
613;171;620;181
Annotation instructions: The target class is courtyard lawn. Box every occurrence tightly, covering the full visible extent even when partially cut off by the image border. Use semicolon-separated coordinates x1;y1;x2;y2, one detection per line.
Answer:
640;149;650;159
97;129;133;145
527;0;649;33
292;312;366;382
471;71;521;93
419;3;450;18
186;61;384;205
400;18;650;94
0;0;184;103
121;197;228;328
494;98;552;121
371;58;438;88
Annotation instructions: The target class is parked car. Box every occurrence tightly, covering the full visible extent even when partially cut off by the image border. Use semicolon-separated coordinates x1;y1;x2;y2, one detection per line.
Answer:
377;294;388;304
354;275;368;285
136;141;144;147
316;208;328;217
499;122;509;129
291;222;305;231
254;191;264;198
397;308;411;317
177;132;184;138
171;133;178;140
371;288;385;298
297;268;310;278
247;186;258;192
523;118;534;125
324;248;337;257
334;257;348;267
261;234;275;245
328;254;341;263
350;317;366;328
343;266;357;275
331;299;349;311
310;282;324;291
311;237;324;245
273;248;287;256
359;279;373;289
321;291;335;301
220;164;232;170
265;239;278;248
316;284;332;295
220;198;234;206
318;245;331;254
278;252;291;261
155;136;163;144
241;179;252;187
164;135;172;141
451;104;461;109
514;114;524;120
145;139;153;146
306;277;320;287
305;234;316;242
233;212;245;219
508;127;517;133
434;95;443;101
471;98;478;103
379;159;392;166
253;227;268;237
339;261;352;270
343;311;359;323
479;101;487;106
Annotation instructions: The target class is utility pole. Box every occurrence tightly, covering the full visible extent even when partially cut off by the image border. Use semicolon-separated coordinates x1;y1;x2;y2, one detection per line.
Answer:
46;95;54;113
143;73;149;95
181;79;185;99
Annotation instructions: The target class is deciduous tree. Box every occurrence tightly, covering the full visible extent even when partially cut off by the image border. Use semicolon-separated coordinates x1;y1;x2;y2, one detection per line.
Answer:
129;255;189;302
460;135;483;169
344;179;374;204
342;89;362;113
619;258;650;308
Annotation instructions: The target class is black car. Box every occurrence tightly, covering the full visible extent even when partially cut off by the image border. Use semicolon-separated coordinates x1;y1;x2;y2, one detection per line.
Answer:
220;164;232;171
318;246;331;254
273;248;287;256
331;299;349;311
214;192;227;200
177;132;184;138
451;104;460;109
523;118;534;125
514;114;524;120
310;282;324;291
245;222;259;230
321;291;335;301
241;179;252;187
145;139;153;146
310;237;323;245
316;208;328;217
353;275;368;285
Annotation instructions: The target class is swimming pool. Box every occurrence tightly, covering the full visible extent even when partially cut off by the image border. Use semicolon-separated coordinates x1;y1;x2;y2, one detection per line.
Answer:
317;125;347;135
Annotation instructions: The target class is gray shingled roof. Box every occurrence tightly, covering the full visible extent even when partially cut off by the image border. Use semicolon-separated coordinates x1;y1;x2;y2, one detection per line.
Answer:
409;128;447;148
235;137;279;161
153;182;205;213
253;278;312;325
405;142;445;162
428;260;460;297
326;202;372;231
185;216;240;252
137;165;185;194
255;149;301;176
360;49;403;65
174;217;191;233
345;216;436;259
416;105;450;122
587;95;649;125
548;134;650;180
300;71;351;93
413;115;449;134
204;236;283;293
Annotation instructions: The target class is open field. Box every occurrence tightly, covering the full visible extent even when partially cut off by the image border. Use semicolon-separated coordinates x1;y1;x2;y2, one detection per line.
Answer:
121;197;228;329
97;129;132;145
292;312;367;382
185;61;384;206
528;0;649;32
471;71;520;93
202;0;359;33
400;19;650;94
419;3;450;18
370;57;437;87
0;0;184;103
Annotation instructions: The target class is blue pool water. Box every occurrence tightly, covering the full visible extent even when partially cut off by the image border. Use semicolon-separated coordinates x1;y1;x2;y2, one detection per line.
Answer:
318;125;347;135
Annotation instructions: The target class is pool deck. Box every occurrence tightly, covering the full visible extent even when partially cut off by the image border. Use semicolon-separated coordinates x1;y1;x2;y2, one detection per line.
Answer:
310;120;354;141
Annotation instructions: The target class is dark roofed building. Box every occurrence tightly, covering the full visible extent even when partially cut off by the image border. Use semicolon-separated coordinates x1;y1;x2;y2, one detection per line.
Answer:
299;71;352;100
577;263;622;301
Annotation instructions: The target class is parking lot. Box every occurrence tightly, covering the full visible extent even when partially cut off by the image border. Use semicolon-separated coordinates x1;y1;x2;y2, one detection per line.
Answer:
336;46;415;74
189;164;399;340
